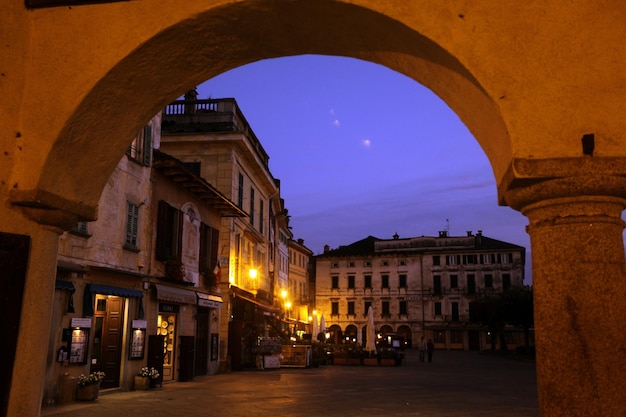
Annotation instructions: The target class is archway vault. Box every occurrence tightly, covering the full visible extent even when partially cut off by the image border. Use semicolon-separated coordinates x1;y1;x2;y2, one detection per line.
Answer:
10;0;513;227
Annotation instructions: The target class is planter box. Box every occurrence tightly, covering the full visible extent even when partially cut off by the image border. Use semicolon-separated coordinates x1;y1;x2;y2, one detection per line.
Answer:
333;357;348;365
363;358;378;366
134;376;150;390
76;384;100;401
380;358;397;366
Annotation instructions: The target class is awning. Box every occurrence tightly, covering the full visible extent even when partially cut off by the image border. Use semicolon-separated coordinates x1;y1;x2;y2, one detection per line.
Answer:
154;284;196;304
232;292;281;315
83;283;144;318
197;292;223;308
55;280;75;291
87;283;143;298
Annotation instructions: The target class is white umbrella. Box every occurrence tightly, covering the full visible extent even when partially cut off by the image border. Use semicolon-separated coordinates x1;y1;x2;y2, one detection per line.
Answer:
312;314;319;343
320;314;326;336
365;306;377;353
357;326;363;346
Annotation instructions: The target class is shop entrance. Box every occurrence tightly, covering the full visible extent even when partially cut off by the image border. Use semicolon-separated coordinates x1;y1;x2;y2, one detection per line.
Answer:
91;295;124;388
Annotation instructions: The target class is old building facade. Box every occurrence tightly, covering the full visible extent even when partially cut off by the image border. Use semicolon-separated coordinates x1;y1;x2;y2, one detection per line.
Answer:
315;231;525;351
42;118;244;404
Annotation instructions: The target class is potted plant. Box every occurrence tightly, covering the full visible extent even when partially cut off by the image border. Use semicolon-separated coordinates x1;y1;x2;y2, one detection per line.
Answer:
135;367;160;390
75;371;105;401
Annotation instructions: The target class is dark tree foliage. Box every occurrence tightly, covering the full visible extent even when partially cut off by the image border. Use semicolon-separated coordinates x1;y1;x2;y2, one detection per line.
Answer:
469;285;534;352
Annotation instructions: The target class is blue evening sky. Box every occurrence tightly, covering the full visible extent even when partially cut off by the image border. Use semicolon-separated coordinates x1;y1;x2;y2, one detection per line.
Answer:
197;55;533;284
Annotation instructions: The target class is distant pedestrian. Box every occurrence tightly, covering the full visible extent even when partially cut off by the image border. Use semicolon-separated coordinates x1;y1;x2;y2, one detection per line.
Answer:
427;339;435;363
418;336;427;362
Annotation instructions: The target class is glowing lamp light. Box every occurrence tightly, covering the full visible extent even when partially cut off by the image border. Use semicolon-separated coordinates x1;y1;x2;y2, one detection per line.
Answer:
249;269;258;279
281;290;287;299
285;301;292;309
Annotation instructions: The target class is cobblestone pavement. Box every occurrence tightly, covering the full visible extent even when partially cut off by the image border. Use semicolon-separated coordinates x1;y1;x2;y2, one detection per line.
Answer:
41;350;538;417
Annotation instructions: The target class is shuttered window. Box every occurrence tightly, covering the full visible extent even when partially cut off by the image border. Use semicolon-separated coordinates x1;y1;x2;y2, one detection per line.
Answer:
125;201;139;249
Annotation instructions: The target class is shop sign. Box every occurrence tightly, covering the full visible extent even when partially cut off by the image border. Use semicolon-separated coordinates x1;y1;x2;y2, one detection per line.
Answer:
71;317;92;328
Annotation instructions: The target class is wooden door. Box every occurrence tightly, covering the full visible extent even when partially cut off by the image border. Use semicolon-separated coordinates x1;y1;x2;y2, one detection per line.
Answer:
92;296;124;388
194;308;209;376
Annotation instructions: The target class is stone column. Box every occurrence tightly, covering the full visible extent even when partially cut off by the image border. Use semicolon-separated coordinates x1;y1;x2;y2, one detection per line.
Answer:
5;223;60;417
505;176;626;417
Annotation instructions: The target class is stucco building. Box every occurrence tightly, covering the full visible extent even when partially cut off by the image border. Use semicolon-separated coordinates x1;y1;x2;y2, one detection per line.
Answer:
4;2;626;415
315;231;525;351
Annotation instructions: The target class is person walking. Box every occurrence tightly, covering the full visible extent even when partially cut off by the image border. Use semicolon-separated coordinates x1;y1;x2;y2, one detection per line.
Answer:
418;336;427;362
427;339;435;363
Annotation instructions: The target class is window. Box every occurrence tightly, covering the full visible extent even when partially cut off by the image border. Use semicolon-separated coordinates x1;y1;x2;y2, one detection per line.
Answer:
485;274;493;288
200;223;219;279
364;261;371;267
124;201;140;250
399;300;408;315
446;255;460;265
382;301;390;316
434;330;446;343
450;275;458;289
156;200;182;261
463;254;478;264
467;274;476;294
433;275;442;295
348;261;355;268
348;276;355;289
450;330;463;344
381;274;389;288
364;275;372;289
451;302;459;321
432;255;440;266
127;124;152;166
71;221;90;236
434;302;442;316
481;254;491;264
347;301;355;316
364;301;372;315
399;274;407;288
331;302;339;316
331;276;339;289
331;262;339;269
398;260;406;266
503;253;513;263
237;173;244;208
249;188;255;226
259;200;264;235
381;260;389;267
502;274;511;291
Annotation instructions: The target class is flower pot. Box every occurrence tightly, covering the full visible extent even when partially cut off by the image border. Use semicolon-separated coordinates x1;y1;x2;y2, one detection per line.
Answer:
76;383;100;401
134;376;150;390
380;358;396;366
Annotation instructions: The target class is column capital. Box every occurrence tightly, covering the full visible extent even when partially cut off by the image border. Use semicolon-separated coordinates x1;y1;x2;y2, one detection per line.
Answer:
9;188;97;231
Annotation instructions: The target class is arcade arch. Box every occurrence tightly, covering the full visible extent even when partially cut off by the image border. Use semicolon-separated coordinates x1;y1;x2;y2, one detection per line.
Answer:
3;2;626;416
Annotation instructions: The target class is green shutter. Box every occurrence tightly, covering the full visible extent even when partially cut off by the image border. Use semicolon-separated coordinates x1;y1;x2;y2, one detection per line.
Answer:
142;125;152;166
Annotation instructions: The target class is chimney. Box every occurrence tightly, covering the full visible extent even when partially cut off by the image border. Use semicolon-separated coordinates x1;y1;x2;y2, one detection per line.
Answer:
467;231;473;237
297;238;304;245
323;244;330;253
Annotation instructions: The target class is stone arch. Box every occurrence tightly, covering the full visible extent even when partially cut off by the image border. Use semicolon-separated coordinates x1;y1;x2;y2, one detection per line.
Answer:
344;324;358;343
12;1;509;227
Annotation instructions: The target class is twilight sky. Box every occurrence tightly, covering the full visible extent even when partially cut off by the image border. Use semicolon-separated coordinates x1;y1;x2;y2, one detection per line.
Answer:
197;55;533;283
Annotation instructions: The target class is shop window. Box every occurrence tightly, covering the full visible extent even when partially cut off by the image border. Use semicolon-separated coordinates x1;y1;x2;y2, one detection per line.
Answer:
434;330;446;343
451;330;463;344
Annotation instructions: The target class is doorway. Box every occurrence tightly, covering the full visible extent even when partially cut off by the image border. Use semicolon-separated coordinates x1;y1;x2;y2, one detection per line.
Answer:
91;295;124;388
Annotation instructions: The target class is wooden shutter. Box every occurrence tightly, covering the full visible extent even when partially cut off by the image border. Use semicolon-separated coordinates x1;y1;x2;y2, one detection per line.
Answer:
142;125;152;166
